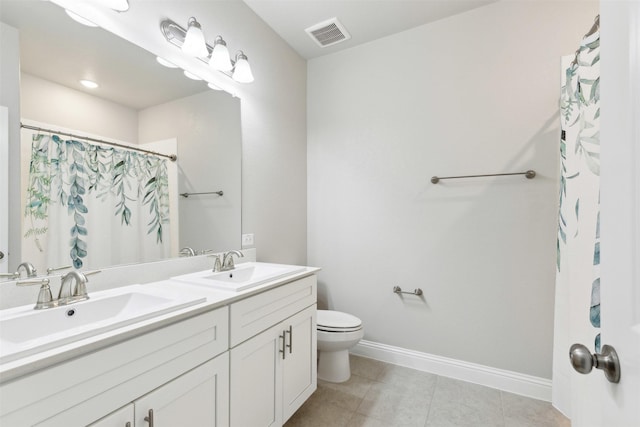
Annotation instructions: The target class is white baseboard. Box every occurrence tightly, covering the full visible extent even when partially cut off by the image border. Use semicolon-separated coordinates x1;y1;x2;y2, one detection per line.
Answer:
351;340;552;402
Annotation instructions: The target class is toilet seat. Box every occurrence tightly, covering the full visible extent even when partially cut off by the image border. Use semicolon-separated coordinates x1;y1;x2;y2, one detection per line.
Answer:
317;310;362;332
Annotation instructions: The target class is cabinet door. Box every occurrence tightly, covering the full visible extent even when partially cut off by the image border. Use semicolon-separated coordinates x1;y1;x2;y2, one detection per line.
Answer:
87;404;134;427
282;305;317;422
230;323;284;427
135;354;229;427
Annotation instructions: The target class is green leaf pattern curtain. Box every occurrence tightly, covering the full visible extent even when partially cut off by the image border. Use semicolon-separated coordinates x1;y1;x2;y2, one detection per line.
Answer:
23;132;171;270
557;28;601;352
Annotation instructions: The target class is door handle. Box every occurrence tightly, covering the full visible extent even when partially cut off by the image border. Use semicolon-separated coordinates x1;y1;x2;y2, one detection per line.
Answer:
279;332;286;360
144;408;154;426
569;343;621;383
286;325;293;354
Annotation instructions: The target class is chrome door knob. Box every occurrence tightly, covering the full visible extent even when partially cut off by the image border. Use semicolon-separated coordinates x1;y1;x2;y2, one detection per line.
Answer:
570;343;621;383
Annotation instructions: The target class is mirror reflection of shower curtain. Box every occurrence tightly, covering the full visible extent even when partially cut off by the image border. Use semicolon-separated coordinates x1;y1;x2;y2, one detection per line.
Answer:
22;129;171;271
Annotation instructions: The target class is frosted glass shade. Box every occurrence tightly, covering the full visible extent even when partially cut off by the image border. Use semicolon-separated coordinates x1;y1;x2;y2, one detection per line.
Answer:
182;18;208;57
209;37;233;72
232;52;254;83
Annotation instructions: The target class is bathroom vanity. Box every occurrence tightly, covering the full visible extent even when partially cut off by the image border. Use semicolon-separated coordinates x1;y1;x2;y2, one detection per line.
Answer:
0;263;318;426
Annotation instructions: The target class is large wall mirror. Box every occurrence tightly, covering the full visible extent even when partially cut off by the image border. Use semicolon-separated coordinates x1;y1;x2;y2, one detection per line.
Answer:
1;0;242;275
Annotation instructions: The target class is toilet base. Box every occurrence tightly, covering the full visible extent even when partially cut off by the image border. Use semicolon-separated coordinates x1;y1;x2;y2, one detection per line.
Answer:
317;349;351;383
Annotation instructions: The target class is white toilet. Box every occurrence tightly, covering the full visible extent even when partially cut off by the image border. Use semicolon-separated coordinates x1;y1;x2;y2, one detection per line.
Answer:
316;310;364;383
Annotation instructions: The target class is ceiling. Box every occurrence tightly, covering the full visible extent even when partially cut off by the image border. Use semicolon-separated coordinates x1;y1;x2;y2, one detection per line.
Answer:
0;0;496;109
242;0;497;59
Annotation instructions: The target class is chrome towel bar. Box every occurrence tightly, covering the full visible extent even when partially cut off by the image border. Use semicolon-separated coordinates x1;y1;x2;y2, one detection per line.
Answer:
180;190;224;198
393;286;423;296
431;170;536;184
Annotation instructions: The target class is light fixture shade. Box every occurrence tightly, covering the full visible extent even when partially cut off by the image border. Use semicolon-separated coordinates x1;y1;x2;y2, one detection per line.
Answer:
232;51;254;83
209;36;233;72
182;17;208;57
207;82;223;91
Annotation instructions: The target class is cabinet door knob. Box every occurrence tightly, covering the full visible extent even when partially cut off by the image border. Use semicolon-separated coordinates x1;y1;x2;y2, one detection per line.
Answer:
286;325;293;354
144;409;154;427
279;333;286;360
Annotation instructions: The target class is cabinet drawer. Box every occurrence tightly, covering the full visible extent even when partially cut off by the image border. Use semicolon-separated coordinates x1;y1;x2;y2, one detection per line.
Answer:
230;275;316;347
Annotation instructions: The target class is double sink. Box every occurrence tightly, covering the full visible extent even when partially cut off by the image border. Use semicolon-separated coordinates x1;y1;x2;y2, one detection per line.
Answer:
0;262;306;366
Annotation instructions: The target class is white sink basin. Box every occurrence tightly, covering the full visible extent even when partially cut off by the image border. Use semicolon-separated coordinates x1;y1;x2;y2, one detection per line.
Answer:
0;285;206;364
172;262;306;292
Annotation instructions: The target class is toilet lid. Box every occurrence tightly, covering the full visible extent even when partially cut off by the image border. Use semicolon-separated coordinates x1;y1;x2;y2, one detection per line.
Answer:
317;310;362;331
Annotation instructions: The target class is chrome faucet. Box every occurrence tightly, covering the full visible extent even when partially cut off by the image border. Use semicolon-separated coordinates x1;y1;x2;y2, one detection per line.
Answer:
17;261;38;278
179;247;196;257
58;271;90;304
17;269;101;309
221;250;244;272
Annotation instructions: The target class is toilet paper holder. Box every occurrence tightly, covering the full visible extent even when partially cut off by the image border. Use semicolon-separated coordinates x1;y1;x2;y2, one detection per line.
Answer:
393;286;423;296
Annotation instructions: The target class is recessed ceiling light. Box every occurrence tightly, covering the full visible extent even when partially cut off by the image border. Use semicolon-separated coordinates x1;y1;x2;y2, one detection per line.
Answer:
183;70;202;81
156;57;178;68
80;79;99;89
65;9;98;27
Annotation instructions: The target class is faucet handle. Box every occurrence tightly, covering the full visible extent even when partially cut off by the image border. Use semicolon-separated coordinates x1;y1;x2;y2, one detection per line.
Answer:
209;255;223;272
0;272;19;279
17;278;55;310
46;265;72;275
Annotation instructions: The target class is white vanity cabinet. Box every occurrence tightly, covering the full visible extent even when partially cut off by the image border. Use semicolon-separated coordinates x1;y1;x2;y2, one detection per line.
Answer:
88;404;134;427
87;355;229;427
1;307;229;426
229;275;317;426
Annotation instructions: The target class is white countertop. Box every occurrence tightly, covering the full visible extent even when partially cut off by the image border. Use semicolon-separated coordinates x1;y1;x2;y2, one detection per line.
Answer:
0;266;320;383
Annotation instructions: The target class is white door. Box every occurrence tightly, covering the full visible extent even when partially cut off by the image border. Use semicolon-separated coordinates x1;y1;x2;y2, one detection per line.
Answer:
574;1;640;425
230;322;284;427
282;305;317;423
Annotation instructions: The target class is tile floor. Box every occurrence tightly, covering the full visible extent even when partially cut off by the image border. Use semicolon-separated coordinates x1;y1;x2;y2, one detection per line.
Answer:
285;355;569;427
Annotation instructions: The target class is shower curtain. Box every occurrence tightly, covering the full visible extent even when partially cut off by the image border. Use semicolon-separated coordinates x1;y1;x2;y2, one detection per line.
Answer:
557;22;601;352
23;130;171;270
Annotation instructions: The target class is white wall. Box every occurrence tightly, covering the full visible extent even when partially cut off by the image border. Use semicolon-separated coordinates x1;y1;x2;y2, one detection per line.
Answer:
20;73;138;143
139;90;242;253
308;1;598;379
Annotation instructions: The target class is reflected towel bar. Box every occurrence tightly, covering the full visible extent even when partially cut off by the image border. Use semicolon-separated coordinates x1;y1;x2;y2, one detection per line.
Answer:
431;170;536;184
180;191;224;198
393;286;423;296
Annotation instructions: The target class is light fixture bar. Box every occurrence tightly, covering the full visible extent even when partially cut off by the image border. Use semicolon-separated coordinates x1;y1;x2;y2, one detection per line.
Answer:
160;19;232;79
160;18;253;83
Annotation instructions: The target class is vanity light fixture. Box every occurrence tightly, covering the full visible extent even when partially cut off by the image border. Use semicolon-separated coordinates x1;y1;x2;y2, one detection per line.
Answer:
207;82;224;91
209;36;233;72
232;51;254;83
182;17;208;58
160;17;254;83
80;79;99;89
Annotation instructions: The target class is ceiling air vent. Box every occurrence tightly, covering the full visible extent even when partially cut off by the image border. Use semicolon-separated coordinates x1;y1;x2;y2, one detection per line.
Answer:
305;17;351;48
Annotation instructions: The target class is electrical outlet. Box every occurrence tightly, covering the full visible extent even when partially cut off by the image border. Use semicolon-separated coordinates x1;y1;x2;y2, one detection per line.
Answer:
242;233;254;247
